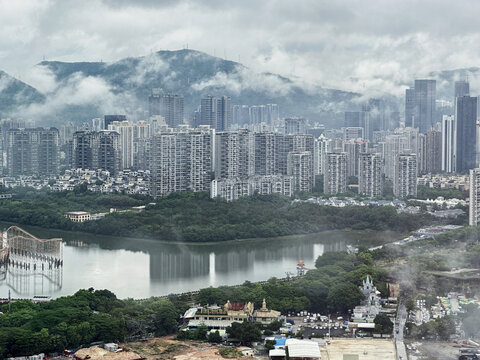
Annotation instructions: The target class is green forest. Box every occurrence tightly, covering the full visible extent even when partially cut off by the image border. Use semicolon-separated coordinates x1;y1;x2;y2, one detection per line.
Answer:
0;250;385;357
0;188;429;242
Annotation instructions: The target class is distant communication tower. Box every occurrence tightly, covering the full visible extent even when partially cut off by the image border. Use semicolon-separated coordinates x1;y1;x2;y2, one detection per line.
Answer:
297;260;306;277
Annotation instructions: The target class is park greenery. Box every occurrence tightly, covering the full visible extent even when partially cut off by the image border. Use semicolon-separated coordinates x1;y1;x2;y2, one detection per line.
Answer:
0;289;180;358
0;250;385;357
415;186;468;201
0;187;430;242
374;313;394;334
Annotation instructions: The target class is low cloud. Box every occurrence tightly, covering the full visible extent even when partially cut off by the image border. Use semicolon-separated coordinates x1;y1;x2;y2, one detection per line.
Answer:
2;0;480;101
127;52;170;87
191;65;295;97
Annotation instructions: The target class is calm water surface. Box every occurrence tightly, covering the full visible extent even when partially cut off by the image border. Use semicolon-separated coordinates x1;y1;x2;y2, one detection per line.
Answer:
0;228;381;299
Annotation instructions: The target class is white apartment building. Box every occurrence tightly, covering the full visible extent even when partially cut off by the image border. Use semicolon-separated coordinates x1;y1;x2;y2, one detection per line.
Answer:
211;175;294;201
150;126;213;197
394;153;417;198
469;168;480;226
358;153;383;198
313;135;332;175
108;121;134;170
324;152;347;195
287;151;314;193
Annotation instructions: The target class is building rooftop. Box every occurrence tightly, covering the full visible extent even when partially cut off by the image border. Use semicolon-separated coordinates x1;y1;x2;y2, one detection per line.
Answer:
286;339;321;358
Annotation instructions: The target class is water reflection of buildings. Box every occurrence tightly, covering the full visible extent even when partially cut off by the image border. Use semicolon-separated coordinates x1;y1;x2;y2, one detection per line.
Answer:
150;250;210;281
0;227;63;296
149;239;346;283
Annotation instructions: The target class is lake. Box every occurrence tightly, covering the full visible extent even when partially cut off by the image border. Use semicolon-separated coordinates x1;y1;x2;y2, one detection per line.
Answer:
0;227;399;299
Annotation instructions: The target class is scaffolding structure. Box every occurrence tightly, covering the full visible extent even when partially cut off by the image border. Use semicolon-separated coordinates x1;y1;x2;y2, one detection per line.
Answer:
1;226;63;294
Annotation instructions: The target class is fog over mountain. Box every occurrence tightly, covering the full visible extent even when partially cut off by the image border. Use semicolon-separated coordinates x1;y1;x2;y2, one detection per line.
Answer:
0;49;362;125
2;0;480;125
0;70;44;114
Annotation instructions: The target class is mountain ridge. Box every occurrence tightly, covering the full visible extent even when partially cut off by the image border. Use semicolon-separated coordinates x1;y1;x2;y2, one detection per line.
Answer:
31;49;359;125
2;49;478;125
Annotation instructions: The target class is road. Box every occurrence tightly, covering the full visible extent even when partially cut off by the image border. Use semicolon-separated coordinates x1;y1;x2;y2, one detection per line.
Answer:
395;304;408;360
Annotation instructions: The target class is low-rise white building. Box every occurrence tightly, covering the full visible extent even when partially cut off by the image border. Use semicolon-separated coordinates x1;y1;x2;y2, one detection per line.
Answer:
65;211;91;222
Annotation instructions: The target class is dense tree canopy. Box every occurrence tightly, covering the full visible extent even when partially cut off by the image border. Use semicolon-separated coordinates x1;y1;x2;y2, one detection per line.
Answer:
0;190;428;242
0;289;180;358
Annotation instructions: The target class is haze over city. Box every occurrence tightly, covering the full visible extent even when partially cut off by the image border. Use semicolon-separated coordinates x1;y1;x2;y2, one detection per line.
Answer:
2;1;480;359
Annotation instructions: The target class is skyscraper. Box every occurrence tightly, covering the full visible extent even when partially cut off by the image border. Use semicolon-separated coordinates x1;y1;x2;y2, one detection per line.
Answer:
455;96;477;173
287;151;314;192
324;153;347;195
161;94;184;127
384;127;418;179
469;168;480;226
425;127;442;173
344;112;361;128
148;88;163;117
414;79;436;133
284;117;306;135
216;96;231;131
200;95;231;131
442;115;455;173
232;105;250;126
343;127;364;141
250;105;266;125
358;153;383;198
214;129;254;179
455;80;470;98
342;139;369;177
394;153;417;198
405;87;416;128
7;128;59;176
150;126;213;197
104;115;127;130
266;104;279;125
313;135;332;175
73;130;121;175
108;121;134;169
148;90;184;127
254;132;278;176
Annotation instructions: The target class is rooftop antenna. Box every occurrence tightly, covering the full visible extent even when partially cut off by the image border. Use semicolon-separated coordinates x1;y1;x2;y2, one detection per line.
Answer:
224;48;227;60
213;48;216;57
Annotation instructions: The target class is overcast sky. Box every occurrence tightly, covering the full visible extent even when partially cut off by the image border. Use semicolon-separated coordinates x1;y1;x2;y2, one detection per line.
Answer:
1;0;480;96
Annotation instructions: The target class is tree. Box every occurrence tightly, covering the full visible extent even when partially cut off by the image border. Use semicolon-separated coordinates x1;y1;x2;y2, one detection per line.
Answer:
207;331;222;343
315;252;353;268
436;316;455;340
265;339;276;350
266;320;282;332
374;314;393;334
151;299;179;336
326;282;364;312
194;325;208;340
226;322;262;345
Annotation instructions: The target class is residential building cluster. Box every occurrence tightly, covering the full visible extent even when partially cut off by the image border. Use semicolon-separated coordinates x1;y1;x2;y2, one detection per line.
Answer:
1;77;480;210
1;169;150;195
